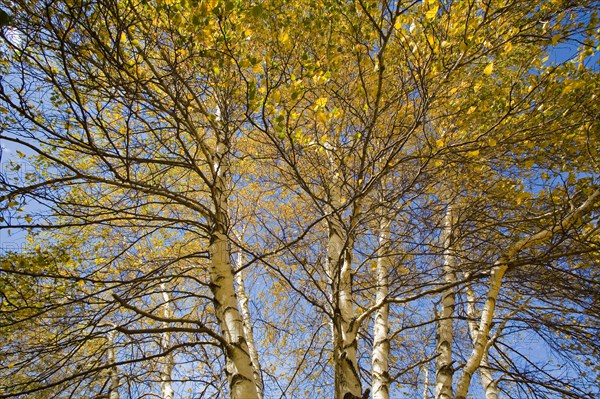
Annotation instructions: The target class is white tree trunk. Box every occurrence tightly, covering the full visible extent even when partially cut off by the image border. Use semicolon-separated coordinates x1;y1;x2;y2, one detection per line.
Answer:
324;142;362;399
159;285;175;399
210;139;260;399
372;218;391;399
435;205;457;399
329;217;362;399
423;364;430;399
465;279;498;399
107;329;119;399
235;248;264;398
454;263;507;399
210;223;259;399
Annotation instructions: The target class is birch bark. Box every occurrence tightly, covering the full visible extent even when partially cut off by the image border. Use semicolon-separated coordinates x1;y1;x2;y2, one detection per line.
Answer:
159;285;174;399
423;365;430;399
325;144;362;399
372;217;391;399
465;279;498;399
107;329;119;399
209;138;259;399
454;263;507;399
329;216;362;399
235;248;263;398
435;205;457;399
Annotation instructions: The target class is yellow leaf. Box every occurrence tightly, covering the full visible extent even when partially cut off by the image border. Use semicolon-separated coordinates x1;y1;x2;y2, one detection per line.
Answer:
316;111;328;124
279;31;289;44
426;33;435;46
426;5;439;21
483;62;494;75
467;149;480;158
551;34;560;46
272;90;281;104
315;97;328;108
562;85;573;94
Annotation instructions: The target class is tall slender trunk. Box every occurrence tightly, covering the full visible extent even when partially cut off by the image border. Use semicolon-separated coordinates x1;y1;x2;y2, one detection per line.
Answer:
372;218;391;399
329;216;362;399
465;278;498;399
210;139;259;399
435;204;457;399
325;148;362;399
454;263;507;399
235;248;263;398
107;329;119;399
423;364;430;399
159;285;174;399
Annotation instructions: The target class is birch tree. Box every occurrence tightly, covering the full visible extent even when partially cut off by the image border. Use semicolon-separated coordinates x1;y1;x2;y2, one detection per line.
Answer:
1;0;599;398
1;0;261;397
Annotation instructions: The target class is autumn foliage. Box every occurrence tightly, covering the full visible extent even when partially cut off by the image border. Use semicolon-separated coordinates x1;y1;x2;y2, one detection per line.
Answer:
1;1;599;398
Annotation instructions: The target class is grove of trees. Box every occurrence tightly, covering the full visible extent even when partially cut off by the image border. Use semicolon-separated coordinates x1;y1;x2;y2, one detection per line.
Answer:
1;0;599;398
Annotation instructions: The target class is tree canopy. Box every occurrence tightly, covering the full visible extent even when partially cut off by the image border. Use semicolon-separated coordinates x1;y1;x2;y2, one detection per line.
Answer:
1;1;599;398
